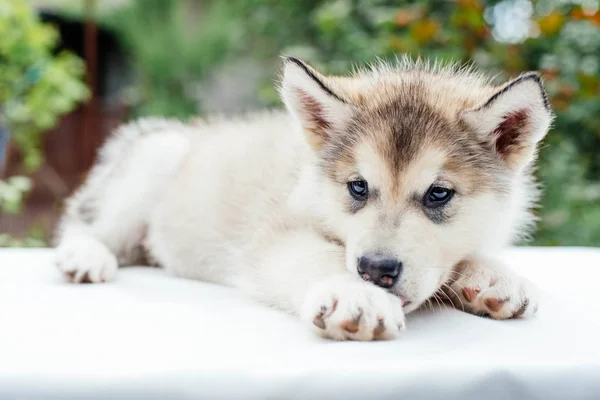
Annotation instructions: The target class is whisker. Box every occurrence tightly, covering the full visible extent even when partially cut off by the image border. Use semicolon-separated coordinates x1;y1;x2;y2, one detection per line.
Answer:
422;265;470;280
431;293;442;314
433;293;450;313
442;282;465;312
427;298;434;314
437;289;454;311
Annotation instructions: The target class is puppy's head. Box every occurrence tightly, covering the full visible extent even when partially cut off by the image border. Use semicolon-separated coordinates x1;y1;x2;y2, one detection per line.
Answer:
280;57;552;312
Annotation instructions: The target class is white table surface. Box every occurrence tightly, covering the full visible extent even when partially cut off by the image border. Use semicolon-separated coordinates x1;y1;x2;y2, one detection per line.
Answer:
1;247;599;400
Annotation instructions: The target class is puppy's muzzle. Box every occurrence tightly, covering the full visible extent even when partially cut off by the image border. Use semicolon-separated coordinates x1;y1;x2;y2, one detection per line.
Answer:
357;253;402;289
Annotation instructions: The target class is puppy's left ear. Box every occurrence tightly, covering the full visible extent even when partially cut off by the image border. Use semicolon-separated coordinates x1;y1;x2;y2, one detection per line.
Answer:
280;57;354;150
463;73;553;169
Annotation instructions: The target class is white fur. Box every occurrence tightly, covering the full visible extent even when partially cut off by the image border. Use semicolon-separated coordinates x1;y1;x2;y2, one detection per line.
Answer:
55;236;118;283
302;274;406;341
446;257;540;319
54;59;547;341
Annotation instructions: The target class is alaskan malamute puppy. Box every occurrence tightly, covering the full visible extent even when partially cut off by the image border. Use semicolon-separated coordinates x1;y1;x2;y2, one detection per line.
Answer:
54;57;552;341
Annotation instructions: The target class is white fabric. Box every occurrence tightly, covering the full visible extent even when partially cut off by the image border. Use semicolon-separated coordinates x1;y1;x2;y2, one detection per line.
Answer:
1;247;599;400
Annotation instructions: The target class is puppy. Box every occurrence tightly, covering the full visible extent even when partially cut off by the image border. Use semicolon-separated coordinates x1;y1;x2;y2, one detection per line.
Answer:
54;57;552;340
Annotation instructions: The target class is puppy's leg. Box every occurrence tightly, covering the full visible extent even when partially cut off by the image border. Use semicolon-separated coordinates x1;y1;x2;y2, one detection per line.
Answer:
444;257;539;319
55;122;189;283
54;220;120;284
245;229;406;341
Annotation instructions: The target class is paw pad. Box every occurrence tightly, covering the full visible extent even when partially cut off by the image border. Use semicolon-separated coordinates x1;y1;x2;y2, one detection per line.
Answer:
484;297;508;312
339;308;363;333
313;302;335;329
462;287;480;302
373;317;386;337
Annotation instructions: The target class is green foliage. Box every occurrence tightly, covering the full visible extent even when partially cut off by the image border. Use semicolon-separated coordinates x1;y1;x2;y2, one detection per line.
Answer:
0;0;88;245
0;0;89;171
101;0;243;118
0;224;45;248
0;175;32;215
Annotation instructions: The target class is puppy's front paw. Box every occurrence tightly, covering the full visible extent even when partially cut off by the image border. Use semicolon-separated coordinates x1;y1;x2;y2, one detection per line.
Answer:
302;276;406;341
449;260;539;320
55;238;118;283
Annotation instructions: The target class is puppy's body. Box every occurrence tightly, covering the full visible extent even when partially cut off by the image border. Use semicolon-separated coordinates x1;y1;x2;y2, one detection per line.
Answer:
149;112;326;298
55;58;552;340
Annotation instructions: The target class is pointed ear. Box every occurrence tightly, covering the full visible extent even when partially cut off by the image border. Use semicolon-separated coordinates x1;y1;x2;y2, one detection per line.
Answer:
280;57;354;150
462;73;553;169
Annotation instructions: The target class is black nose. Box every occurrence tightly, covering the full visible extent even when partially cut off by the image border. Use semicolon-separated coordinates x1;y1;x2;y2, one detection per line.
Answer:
357;254;402;289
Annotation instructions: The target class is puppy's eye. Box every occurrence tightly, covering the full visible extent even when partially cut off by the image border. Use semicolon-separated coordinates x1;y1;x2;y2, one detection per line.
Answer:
348;180;368;201
424;185;454;208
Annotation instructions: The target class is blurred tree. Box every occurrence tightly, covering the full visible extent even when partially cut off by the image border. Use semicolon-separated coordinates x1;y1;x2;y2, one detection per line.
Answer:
102;0;243;118
0;0;88;232
0;0;89;172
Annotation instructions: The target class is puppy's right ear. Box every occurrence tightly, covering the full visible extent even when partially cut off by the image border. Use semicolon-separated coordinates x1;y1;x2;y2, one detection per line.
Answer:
462;73;553;170
280;57;354;150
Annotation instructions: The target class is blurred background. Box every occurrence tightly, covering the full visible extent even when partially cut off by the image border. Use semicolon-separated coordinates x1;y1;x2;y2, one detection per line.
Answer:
0;0;599;247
